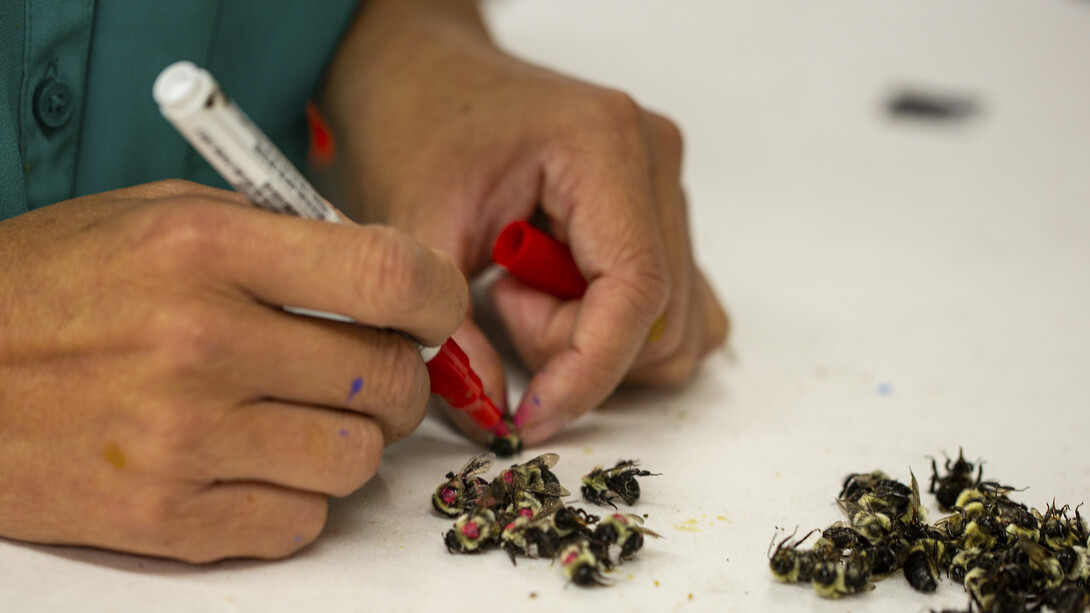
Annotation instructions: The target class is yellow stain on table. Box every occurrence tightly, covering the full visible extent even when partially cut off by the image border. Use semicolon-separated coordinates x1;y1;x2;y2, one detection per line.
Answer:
673;518;702;533
102;443;126;470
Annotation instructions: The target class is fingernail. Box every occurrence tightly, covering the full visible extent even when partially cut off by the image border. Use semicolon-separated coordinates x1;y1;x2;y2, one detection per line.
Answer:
519;415;568;445
512;395;542;428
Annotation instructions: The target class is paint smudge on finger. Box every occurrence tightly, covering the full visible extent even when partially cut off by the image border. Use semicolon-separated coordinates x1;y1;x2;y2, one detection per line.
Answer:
346;377;364;404
103;442;126;470
648;316;667;342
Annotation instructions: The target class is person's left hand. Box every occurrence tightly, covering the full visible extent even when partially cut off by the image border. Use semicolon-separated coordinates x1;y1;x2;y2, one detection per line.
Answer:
317;0;729;446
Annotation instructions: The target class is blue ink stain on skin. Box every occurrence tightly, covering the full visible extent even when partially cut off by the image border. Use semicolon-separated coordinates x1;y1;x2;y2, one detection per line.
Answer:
294;535;303;543
347;377;364;403
532;395;541;407
339;428;349;437
877;383;893;396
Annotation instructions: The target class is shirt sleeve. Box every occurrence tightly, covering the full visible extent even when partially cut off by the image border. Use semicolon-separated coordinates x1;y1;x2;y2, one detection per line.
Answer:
0;0;29;221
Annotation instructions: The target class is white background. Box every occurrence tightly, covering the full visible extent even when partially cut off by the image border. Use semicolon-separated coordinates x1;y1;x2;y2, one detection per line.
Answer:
3;1;1089;611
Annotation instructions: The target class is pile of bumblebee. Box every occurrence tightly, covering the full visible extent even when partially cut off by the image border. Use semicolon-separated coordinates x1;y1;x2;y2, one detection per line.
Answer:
768;449;1090;612
433;452;660;586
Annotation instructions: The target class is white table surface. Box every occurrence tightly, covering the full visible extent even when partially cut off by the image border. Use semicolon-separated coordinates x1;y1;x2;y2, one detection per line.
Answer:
3;1;1089;611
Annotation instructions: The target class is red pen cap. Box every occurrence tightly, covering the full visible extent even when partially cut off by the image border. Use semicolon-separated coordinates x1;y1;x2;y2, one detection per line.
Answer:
426;338;508;436
492;220;588;300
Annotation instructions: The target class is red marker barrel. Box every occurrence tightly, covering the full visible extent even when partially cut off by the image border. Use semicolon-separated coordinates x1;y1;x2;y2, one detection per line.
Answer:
492;221;588;300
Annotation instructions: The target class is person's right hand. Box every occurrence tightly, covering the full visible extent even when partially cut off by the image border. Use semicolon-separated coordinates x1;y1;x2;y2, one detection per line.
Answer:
0;180;468;562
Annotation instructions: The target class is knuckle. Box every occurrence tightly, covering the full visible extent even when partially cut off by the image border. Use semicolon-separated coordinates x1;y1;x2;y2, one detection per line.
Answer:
594;88;644;133
149;303;225;376
128;202;230;271
370;335;431;423
650;112;685;162
352;228;427;316
138;400;212;465
330;424;384;497
281;498;329;555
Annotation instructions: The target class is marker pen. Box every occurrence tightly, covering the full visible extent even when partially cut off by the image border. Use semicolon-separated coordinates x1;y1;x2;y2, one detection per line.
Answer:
153;61;509;437
492;220;588;300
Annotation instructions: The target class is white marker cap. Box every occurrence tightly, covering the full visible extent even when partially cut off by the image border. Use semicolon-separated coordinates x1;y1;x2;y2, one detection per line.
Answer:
153;61;216;121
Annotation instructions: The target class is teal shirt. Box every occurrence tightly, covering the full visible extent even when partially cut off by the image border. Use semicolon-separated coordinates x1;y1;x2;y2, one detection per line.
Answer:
1;0;358;220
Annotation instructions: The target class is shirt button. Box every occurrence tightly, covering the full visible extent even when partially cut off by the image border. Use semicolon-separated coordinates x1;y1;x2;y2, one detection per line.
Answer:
33;78;75;130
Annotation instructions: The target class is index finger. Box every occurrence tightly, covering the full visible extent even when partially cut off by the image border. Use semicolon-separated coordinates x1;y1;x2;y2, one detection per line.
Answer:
130;198;469;347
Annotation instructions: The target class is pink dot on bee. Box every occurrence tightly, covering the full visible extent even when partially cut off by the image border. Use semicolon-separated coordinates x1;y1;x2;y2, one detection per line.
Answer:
503;471;514;485
506;522;517;531
441;488;457;505
563;550;578;565
519;508;534;518
461;522;480;539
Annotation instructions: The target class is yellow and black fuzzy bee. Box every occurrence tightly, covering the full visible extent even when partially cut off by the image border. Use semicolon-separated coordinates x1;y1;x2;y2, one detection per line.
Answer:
560;540;611;587
903;538;947;593
837;499;895;545
594;512;662;563
492;453;569;507
444;508;501;554
1036;503;1088;551
811;555;874;599
813;524;871;557
432;452;495;518
487;417;522;458
1034;583;1090;613
500;512;562;564
553;506;599;542
839;470;893;502
768;530;822;584
929;449;982;512
581;460;659;509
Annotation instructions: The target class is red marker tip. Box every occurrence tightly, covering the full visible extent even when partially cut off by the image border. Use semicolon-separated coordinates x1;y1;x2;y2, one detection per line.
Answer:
426;339;508;436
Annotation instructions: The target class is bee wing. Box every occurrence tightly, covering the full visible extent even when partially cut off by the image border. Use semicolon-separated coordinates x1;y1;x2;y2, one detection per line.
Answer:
532;497;565;519
457;452;496;479
524;453;560;470
530;483;571;498
837;499;863;520
606;459;640;475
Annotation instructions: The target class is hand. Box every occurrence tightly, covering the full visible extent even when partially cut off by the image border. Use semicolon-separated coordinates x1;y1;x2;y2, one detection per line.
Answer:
318;0;729;445
0;180;467;561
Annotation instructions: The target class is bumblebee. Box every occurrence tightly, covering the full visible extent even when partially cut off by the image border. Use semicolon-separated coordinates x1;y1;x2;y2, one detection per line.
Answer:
813;525;871;557
493;454;569;507
839;470;892;502
768;530;821;583
929;448;981;511
560;540;611;587
581;460;659;509
488;417;522;458
837;499;894;545
432;452;495;517
1036;503;1088;550
553;506;599;541
903;539;947;593
500;513;561;564
1034;583;1090;613
444;508;501;554
594;512;661;562
811;555;873;599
